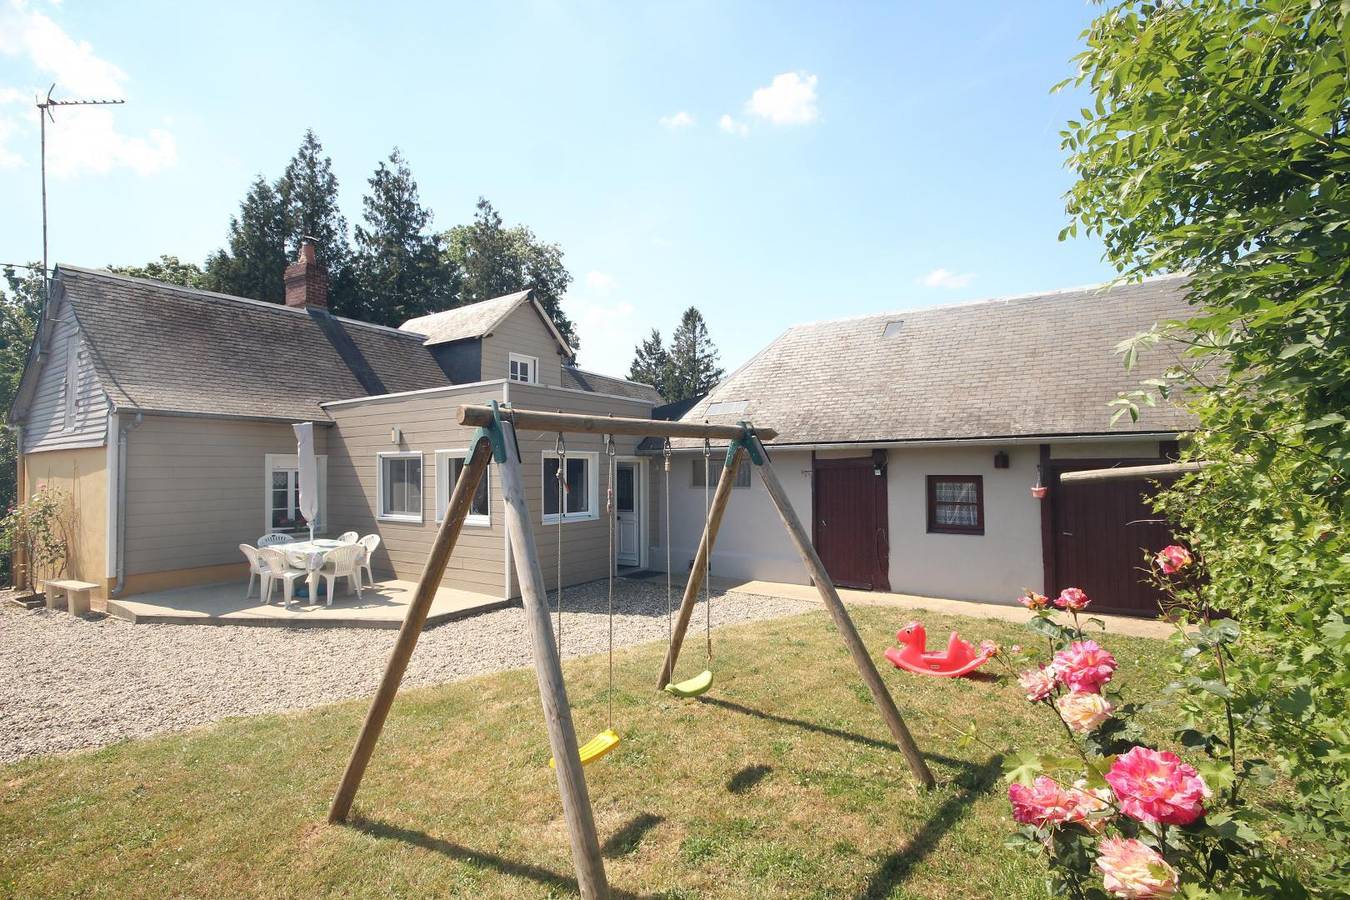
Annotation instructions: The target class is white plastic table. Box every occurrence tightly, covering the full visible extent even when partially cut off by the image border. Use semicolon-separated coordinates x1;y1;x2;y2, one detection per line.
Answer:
283;539;346;601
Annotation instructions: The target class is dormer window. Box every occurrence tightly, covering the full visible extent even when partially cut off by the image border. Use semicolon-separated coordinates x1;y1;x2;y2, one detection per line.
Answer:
509;352;538;384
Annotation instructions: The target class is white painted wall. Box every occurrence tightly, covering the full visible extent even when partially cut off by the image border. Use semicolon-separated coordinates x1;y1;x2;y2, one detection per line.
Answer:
662;449;813;585
656;438;1164;607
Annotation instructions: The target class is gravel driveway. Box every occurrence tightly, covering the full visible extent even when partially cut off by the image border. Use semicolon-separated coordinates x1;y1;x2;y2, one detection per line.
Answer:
0;580;810;763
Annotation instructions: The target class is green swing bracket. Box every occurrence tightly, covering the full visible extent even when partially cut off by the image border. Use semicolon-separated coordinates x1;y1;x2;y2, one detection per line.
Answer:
468;399;513;464
725;422;766;468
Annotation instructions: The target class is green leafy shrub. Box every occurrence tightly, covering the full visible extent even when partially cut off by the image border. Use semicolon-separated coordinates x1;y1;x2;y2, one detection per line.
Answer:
0;485;71;594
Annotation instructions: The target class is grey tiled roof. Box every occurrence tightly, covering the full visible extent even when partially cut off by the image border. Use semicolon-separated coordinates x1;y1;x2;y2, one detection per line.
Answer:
58;266;451;421
665;276;1197;447
562;367;661;404
399;290;531;345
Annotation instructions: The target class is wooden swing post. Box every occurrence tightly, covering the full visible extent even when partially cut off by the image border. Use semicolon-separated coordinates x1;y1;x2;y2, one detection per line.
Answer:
496;420;610;899
656;445;745;690
750;435;936;789
329;435;494;824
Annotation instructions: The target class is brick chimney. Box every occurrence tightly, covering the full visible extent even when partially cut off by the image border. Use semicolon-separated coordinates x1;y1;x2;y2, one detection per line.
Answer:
283;238;328;309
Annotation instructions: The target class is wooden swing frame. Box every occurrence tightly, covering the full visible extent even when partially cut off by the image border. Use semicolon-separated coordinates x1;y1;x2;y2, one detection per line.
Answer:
327;403;934;900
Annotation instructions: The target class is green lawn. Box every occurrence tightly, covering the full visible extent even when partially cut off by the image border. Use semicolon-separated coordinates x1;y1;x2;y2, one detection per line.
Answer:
0;606;1174;899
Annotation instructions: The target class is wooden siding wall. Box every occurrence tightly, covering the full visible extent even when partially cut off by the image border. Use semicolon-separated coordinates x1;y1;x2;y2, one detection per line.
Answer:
505;382;653;595
480;305;565;387
23;446;109;599
324;386;507;595
123;416;329;576
23;300;109;453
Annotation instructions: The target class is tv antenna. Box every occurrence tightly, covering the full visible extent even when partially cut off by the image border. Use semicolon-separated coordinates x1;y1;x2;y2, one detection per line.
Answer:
36;83;125;297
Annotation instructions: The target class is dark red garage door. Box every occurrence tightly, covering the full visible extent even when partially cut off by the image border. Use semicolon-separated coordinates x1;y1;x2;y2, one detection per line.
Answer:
813;456;890;591
1049;463;1177;617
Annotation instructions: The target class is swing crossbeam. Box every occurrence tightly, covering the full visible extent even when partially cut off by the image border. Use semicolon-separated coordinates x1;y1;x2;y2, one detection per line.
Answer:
458;404;779;442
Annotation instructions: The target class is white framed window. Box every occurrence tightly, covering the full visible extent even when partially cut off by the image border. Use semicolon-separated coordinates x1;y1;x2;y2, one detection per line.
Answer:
508;352;538;384
263;453;327;535
542;450;599;523
61;334;81;432
435;449;491;526
377;451;424;523
691;457;751;489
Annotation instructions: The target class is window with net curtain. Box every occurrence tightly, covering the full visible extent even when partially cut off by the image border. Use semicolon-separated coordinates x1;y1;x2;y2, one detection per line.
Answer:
927;475;984;535
544;456;591;517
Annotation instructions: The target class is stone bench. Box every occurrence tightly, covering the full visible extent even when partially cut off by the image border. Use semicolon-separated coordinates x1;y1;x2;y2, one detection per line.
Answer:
42;580;102;616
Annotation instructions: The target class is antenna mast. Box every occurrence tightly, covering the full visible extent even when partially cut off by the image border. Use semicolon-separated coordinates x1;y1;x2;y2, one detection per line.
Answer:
36;84;125;298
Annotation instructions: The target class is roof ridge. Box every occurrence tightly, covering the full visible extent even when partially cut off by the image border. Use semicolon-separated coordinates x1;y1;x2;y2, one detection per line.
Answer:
57;265;427;340
784;272;1191;332
401;290;530;327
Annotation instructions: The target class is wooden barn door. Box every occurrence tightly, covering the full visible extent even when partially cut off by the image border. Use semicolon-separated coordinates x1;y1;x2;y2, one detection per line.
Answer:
812;456;890;591
1050;462;1176;616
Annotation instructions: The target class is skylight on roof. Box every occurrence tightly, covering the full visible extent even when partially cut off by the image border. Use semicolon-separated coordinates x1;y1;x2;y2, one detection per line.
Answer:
882;320;905;338
706;400;748;416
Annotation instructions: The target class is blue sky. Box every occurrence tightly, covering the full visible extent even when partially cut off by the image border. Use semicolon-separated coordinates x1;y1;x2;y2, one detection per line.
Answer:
0;1;1113;375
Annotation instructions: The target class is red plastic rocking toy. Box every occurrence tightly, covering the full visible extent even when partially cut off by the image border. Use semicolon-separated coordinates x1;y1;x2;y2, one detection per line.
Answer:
883;621;993;678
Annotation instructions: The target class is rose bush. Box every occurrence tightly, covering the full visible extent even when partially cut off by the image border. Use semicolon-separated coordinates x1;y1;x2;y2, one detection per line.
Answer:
1000;570;1306;897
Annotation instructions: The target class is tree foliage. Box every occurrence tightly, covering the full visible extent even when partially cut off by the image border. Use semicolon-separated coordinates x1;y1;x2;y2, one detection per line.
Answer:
204;175;289;303
628;328;671;399
0;266;44;586
442;197;577;349
665;307;724;403
277;130;358;316
108;255;207;289
352;148;459;327
1061;1;1349;891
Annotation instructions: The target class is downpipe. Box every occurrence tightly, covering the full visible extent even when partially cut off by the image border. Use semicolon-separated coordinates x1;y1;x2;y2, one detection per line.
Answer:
110;412;143;597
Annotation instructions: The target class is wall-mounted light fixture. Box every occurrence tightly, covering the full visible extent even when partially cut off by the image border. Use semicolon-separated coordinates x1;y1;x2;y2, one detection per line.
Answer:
994;450;1010;469
872;449;887;477
390;426;401;445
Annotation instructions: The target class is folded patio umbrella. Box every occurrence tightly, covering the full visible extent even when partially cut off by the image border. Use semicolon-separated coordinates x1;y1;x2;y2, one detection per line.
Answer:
293;422;319;543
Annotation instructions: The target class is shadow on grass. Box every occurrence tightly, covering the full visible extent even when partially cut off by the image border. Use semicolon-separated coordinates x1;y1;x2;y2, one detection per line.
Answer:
727;763;773;795
352;818;648;899
696;696;976;771
855;755;1004;899
601;812;664;858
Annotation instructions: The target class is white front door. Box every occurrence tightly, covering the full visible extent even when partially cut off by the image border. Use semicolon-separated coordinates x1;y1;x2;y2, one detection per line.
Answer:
615;462;640;567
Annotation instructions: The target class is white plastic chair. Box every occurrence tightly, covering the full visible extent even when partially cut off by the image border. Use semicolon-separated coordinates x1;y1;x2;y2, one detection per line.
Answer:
318;544;364;605
337;531;359;544
240;544;267;599
357;534;381;589
258;533;296;549
257;547;307;608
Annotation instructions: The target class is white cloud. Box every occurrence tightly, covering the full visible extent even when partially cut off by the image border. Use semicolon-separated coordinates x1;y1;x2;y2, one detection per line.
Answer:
746;71;819;125
568;295;640;375
584;270;615;292
919;268;977;290
658;111;694;130
718;114;748;137
0;0;176;175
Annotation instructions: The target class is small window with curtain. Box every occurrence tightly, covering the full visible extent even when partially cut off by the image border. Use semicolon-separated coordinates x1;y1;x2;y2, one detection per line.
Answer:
542;451;599;522
378;452;423;522
926;475;984;535
691;457;751;489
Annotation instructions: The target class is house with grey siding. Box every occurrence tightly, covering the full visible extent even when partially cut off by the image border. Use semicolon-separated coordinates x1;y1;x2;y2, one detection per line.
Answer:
8;243;660;607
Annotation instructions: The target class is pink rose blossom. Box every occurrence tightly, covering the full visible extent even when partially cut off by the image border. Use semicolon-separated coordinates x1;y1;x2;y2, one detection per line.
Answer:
979;640;999;657
1057;690;1113;732
1067;779;1113;833
1018;666;1057;702
1096;836;1178;898
1155;545;1193;575
1053;640;1118;694
1055;587;1091;611
1019;590;1051;610
1008;776;1077;827
1105;747;1211;826
1010;644;1022;655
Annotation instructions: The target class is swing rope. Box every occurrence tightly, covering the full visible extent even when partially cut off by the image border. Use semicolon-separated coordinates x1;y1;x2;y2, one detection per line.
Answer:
554;432;566;657
663;438;672;649
703;438;712;663
605;434;617;728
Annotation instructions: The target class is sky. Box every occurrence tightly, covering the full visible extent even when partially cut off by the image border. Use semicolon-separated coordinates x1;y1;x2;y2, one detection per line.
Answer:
0;0;1116;377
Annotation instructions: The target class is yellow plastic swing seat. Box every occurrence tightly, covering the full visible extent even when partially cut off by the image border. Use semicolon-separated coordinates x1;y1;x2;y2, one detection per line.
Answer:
549;728;621;769
663;669;714;698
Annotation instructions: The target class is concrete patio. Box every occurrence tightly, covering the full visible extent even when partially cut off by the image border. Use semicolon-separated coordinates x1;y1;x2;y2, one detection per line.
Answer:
106;579;511;629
